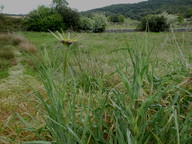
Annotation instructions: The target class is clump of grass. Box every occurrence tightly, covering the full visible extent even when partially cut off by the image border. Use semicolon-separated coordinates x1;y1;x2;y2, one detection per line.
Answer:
19;42;37;54
0;33;37;54
0;34;26;46
0;33;38;78
0;46;16;79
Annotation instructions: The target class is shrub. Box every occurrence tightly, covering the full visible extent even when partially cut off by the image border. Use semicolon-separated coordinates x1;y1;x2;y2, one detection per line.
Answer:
56;6;80;31
139;14;170;32
26;6;64;32
109;14;125;23
119;15;125;23
161;12;177;24
185;8;192;18
79;16;94;32
92;13;108;33
109;15;120;23
0;14;26;33
177;15;184;23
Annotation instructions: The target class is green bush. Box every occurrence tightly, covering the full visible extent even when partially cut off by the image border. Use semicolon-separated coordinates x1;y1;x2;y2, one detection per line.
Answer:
109;14;125;23
177;15;184;23
185;8;192;18
56;6;80;31
26;6;64;32
0;14;26;33
119;15;125;23
79;16;94;32
92;13;108;33
139;14;170;32
109;15;120;23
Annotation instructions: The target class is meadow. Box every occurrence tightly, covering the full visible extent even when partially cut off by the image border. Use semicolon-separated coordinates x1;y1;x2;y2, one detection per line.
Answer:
0;31;192;144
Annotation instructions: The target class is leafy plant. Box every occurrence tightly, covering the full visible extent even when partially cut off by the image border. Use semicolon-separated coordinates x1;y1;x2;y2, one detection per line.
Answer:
0;14;26;33
79;16;94;32
25;6;64;32
56;6;80;31
109;14;125;23
139;14;170;32
92;13;108;33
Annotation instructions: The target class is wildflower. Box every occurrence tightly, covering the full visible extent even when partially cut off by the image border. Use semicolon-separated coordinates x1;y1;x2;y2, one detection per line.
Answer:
50;31;79;46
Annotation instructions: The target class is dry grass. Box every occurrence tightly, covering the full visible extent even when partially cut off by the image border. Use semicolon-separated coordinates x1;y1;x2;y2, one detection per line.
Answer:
0;34;43;143
19;42;37;54
0;33;37;54
0;34;26;46
0;70;46;143
0;33;38;78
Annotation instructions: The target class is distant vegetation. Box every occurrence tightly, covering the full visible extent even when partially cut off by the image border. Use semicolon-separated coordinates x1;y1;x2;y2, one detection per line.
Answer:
0;0;192;33
0;14;26;33
83;0;192;20
108;14;125;23
25;6;65;32
138;12;178;32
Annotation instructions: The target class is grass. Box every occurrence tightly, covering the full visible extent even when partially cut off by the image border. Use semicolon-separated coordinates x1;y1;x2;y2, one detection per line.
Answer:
0;31;192;143
0;34;38;73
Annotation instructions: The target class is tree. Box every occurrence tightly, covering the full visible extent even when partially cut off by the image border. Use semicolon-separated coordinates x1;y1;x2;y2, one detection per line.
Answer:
52;0;68;8
119;15;125;23
177;15;184;23
185;8;192;18
79;16;94;32
92;13;108;33
109;15;120;23
25;6;64;32
56;6;80;31
109;15;125;23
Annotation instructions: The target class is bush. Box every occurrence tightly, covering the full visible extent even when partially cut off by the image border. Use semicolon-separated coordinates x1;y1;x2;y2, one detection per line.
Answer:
177;15;184;23
139;14;170;32
119;15;125;23
161;12;177;24
92;13;108;33
109;15;120;23
25;6;64;32
109;14;125;23
185;8;192;18
56;6;80;31
79;16;94;32
0;14;26;33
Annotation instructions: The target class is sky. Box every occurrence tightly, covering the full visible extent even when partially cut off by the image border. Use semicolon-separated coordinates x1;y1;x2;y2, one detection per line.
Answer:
0;0;146;14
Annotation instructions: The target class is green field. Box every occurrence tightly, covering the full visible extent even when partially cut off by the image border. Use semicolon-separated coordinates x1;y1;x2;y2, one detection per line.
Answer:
0;32;192;144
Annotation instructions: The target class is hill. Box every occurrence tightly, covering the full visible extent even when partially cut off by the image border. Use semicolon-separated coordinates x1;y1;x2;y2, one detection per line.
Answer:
82;0;192;20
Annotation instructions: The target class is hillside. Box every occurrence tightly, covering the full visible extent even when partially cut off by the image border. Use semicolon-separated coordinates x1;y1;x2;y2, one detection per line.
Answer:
83;0;192;20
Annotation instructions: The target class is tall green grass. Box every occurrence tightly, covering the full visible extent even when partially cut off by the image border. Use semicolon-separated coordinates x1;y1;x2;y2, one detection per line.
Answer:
22;32;192;144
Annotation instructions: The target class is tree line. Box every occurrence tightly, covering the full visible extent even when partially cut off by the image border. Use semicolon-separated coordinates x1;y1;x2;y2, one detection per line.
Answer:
0;0;108;33
83;0;192;20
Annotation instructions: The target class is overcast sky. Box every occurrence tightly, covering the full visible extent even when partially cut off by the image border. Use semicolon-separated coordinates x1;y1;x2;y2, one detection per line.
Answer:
0;0;146;14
